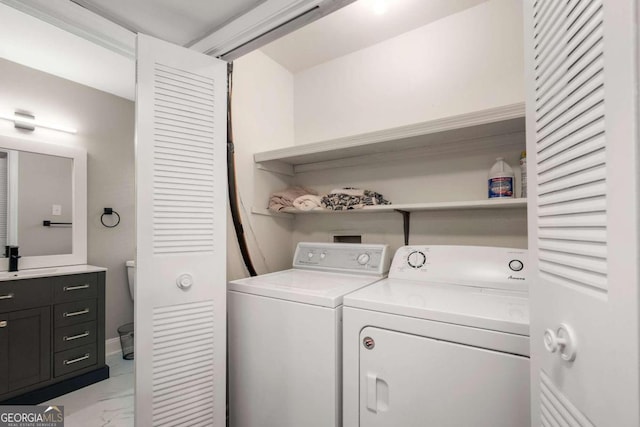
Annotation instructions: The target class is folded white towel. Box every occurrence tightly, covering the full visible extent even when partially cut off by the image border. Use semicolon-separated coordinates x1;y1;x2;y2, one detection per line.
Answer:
268;186;318;211
329;187;365;197
293;194;323;211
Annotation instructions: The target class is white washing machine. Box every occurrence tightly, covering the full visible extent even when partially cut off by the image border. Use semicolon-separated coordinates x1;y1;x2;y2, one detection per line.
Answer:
228;242;390;427
343;245;530;427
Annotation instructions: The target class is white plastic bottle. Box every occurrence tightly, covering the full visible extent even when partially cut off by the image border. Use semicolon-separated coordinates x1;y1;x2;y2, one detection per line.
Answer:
488;157;515;199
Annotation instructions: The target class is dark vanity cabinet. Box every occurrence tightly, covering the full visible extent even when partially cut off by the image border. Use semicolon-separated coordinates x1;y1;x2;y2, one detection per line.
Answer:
0;306;51;395
0;271;108;404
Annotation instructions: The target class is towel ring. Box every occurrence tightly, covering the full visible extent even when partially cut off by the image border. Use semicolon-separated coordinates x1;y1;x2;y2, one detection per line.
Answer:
100;208;120;228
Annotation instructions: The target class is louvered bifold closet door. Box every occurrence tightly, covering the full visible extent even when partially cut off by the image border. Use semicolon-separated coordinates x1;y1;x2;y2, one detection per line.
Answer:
535;0;606;294
135;34;227;427
525;0;640;426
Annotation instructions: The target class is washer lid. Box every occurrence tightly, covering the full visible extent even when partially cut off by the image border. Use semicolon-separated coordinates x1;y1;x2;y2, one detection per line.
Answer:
343;278;529;336
228;269;384;308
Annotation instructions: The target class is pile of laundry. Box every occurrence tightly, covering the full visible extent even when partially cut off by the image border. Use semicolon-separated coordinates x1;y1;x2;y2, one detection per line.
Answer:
268;186;322;212
268;186;391;212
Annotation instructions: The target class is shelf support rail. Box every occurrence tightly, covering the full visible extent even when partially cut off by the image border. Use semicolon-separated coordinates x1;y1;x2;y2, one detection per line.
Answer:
395;209;410;246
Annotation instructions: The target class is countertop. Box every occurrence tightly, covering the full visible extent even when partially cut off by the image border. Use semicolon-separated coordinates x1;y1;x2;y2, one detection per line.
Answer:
0;264;107;281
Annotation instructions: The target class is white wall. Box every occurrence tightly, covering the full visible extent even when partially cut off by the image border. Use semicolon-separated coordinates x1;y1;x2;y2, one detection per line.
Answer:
293;145;528;254
284;0;527;254
0;3;135;100
227;50;296;279
293;0;524;144
0;58;135;340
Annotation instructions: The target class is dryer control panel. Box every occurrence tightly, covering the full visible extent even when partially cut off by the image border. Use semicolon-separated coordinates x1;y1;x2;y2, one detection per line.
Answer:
389;245;529;291
293;242;390;276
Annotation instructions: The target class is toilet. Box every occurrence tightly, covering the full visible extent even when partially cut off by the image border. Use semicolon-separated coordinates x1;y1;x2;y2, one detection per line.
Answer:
120;260;136;360
126;260;135;301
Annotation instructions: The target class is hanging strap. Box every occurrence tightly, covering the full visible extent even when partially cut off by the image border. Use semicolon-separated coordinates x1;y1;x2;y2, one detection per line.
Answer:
226;62;257;276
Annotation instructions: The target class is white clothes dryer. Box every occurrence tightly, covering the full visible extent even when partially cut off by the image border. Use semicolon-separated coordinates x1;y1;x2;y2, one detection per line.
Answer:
343;245;530;427
228;242;390;427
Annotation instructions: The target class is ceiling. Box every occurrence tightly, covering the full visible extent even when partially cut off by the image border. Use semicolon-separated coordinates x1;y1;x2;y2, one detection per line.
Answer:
70;0;487;71
70;0;264;47
261;0;488;73
3;0;358;60
0;0;489;101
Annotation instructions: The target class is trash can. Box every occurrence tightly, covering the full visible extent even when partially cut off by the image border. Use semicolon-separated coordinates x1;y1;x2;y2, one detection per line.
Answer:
117;322;134;360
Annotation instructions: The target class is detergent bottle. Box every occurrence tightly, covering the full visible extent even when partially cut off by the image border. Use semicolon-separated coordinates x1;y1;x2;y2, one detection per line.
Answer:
488;157;515;199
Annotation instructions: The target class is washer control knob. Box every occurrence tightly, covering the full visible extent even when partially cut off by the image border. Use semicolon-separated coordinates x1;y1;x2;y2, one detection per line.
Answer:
407;251;426;268
307;252;314;259
509;259;524;272
320;252;326;260
357;253;370;265
176;273;194;290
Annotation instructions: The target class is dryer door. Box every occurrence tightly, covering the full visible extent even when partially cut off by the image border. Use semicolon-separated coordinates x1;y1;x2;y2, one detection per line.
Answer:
359;326;529;427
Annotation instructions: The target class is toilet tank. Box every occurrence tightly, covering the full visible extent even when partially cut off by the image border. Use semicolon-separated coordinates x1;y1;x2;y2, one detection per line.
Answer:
126;260;135;300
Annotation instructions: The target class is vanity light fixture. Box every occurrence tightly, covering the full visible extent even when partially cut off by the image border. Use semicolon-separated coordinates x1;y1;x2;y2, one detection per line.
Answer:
0;111;78;134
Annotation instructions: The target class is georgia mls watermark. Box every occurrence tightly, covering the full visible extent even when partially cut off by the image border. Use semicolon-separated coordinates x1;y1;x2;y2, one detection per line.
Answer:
0;405;64;427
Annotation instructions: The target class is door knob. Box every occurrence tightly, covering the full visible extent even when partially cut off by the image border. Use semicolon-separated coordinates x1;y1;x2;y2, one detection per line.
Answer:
544;323;577;362
176;273;194;290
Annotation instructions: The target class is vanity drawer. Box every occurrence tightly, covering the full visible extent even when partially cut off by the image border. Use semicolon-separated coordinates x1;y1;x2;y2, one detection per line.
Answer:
54;344;97;377
54;299;97;327
54;321;96;352
53;274;98;303
0;278;51;314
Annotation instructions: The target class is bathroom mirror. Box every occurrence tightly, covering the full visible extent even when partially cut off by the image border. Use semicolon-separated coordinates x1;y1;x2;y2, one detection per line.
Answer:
0;134;87;271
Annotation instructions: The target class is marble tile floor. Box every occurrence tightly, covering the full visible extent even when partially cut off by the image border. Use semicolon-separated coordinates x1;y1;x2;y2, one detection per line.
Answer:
43;353;134;427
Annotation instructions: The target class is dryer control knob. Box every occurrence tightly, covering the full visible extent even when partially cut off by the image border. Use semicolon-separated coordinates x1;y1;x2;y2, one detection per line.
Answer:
307;252;314;259
357;253;370;265
509;259;524;271
407;251;426;268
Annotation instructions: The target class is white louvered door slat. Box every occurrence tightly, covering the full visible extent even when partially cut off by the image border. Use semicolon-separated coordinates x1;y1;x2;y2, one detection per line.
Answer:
135;34;227;427
525;0;640;426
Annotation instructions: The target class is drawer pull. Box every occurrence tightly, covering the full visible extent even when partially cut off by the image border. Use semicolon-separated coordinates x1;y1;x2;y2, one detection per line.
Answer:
63;284;90;292
0;320;6;328
63;308;90;318
63;353;90;365
0;293;14;300
63;331;90;341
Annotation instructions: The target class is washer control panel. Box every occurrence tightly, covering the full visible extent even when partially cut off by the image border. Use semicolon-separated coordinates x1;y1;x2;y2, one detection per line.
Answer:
390;245;529;291
293;242;390;275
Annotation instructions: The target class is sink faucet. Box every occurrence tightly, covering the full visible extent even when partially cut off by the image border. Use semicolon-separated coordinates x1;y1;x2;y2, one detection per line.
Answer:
5;246;21;272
